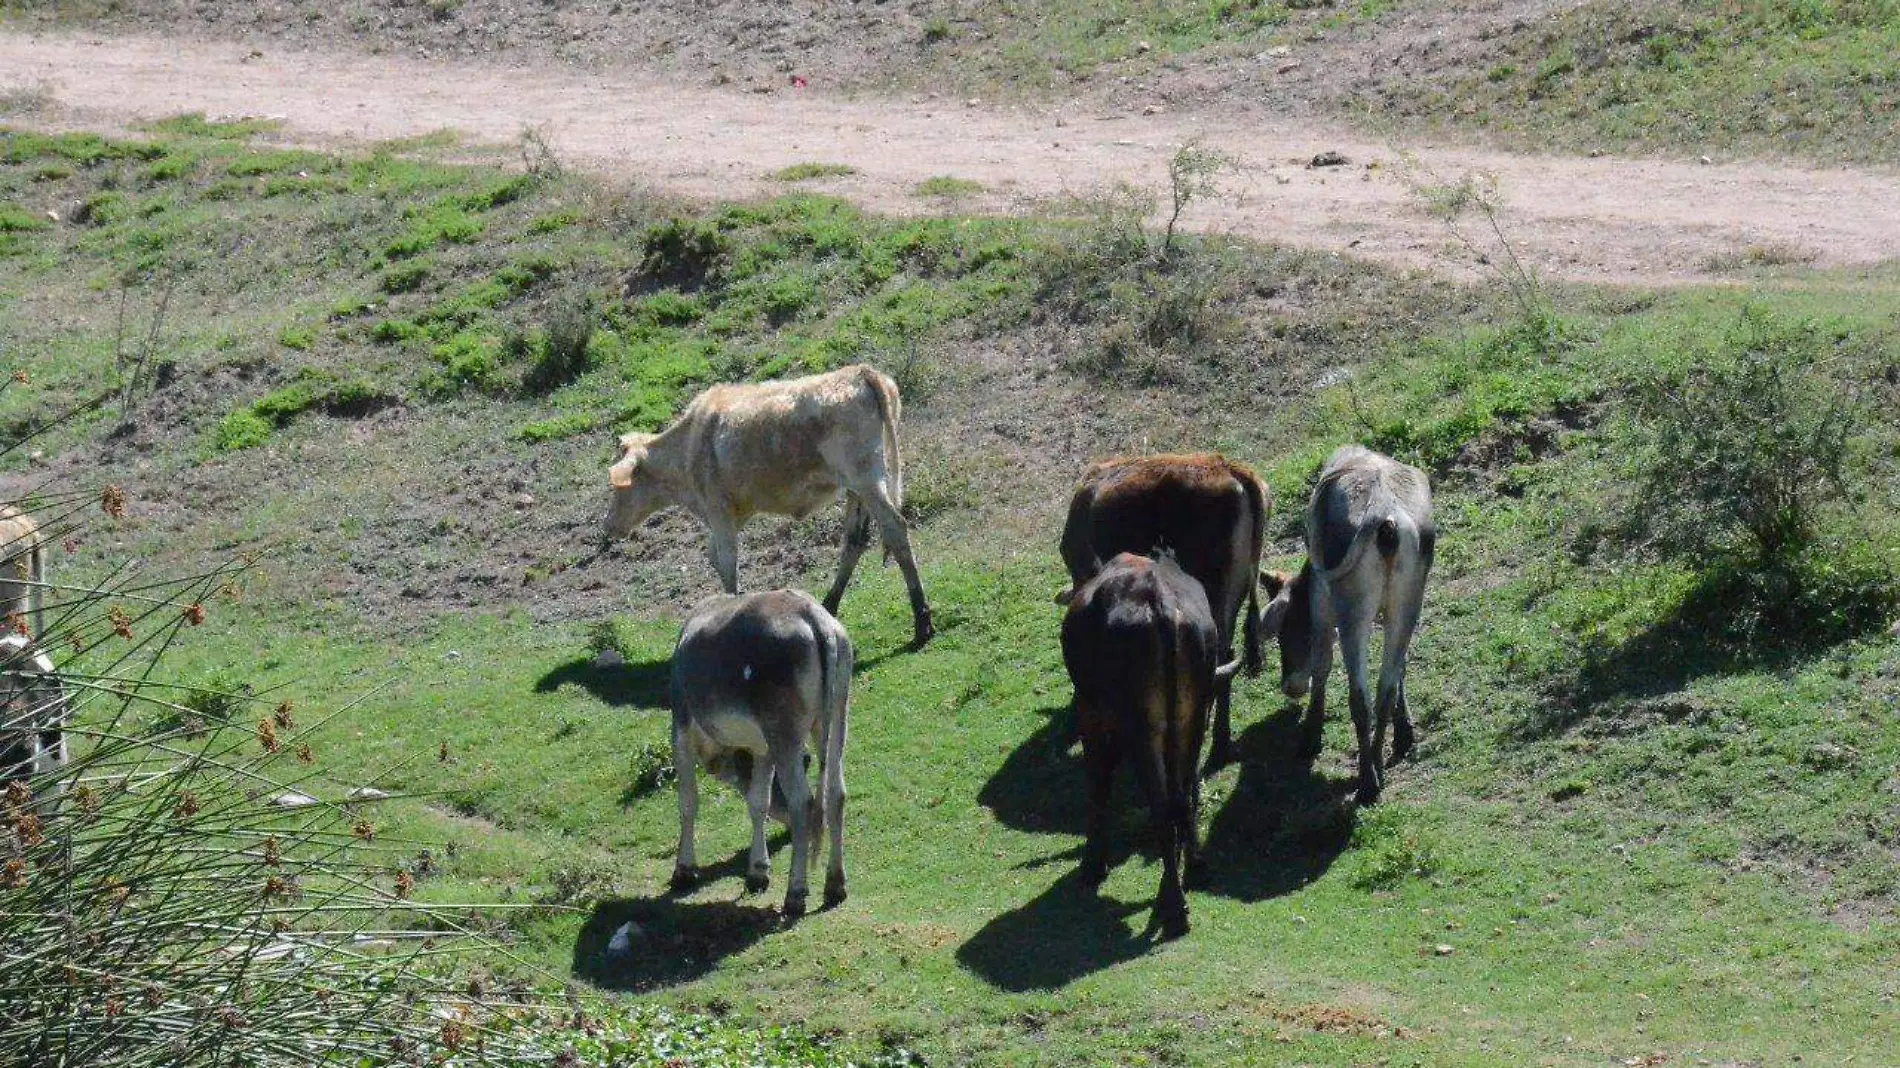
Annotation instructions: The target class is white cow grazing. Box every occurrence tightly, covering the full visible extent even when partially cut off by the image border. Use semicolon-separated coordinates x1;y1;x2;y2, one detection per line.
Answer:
1262;445;1435;805
668;590;852;918
1;633;68;796
602;364;933;646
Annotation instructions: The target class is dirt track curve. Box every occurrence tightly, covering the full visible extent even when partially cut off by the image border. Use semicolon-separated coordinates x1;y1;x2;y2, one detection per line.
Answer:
4;29;1898;286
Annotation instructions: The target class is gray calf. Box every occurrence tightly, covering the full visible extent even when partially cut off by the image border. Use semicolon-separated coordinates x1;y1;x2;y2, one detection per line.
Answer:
1;633;68;796
668;590;852;917
1264;445;1434;805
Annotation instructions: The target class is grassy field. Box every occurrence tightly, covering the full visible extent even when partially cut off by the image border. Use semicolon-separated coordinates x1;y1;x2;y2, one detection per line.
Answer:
4;123;1899;1065
1375;0;1900;164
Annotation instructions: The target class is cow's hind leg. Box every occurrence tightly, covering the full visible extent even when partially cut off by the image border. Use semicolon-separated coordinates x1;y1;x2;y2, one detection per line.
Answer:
864;488;933;646
743;752;773;893
670;723;700;892
774;747;814;918
707;519;741;595
820;719;849;907
1379;593;1424;768
1206;666;1236;772
1338;615;1382;805
1078;702;1117;888
822;495;874;617
1152;777;1188;940
1298;620;1335;764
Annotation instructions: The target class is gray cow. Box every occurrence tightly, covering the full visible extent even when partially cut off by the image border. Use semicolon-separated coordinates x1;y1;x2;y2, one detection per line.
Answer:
668;590;852;917
2;633;68;796
1262;445;1434;805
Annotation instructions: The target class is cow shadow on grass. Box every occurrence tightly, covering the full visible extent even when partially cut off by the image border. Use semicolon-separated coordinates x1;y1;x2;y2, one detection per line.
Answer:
1199;708;1357;903
573;845;791;990
534;655;672;709
975;703;1087;836
955;867;1153;992
960;700;1356;989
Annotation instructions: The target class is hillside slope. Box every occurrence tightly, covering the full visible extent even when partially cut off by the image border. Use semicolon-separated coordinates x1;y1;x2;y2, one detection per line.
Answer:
4;123;1898;1065
23;0;1900;163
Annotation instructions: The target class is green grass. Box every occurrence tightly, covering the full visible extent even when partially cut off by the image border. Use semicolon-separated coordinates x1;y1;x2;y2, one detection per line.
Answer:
1375;0;1900;163
769;162;859;182
914;175;986;200
4;122;1898;1065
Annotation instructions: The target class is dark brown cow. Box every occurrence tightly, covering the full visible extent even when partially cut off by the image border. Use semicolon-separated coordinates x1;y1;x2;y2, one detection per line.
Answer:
1061;552;1240;939
1057;454;1275;767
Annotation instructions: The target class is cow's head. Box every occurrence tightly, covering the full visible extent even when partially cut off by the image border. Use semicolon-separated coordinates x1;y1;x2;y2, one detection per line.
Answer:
602;432;663;538
1260;563;1314;699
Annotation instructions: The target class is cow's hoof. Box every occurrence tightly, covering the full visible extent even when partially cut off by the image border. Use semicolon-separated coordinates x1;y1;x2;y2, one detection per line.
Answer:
744;871;770;894
1296;735;1324;764
1184;857;1210;890
782;889;808;919
1389;722;1416;765
823;878;848;909
1355;783;1383;806
822;594;843;616
1079;860;1108;888
668;866;698;893
1159;910;1190;941
910;611;935;648
1204;741;1236;773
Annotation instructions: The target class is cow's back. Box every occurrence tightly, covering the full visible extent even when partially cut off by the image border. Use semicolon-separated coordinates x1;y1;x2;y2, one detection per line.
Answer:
1310;446;1432;573
1063;455;1262;615
684;367;889;515
0;505;40;619
1063;554;1219;767
672;591;828;744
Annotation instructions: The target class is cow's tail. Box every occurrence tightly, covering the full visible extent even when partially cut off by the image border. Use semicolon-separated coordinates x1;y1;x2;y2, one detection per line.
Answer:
862;366;903;565
1237;466;1269;676
29;536;44;646
861;366;903;512
810;603;851;846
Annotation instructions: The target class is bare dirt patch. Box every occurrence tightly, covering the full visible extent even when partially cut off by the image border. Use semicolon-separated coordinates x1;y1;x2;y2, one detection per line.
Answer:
5;29;1900;287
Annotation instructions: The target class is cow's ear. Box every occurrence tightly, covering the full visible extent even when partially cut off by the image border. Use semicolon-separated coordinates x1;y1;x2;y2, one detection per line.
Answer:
608;455;637;489
1260;582;1294;636
1259;569;1288;597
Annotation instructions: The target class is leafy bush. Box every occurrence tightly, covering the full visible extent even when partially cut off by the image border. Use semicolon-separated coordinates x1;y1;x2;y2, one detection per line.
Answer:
0;497;535;1067
636;217;728;290
521;291;600;394
213;409;272;451
1623;308;1872;565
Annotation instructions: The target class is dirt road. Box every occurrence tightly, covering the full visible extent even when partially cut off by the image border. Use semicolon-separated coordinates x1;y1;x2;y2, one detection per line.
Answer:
4;29;1897;286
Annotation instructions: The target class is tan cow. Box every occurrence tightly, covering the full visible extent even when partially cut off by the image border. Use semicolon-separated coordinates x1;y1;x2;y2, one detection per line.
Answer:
0;505;45;640
602;364;933;646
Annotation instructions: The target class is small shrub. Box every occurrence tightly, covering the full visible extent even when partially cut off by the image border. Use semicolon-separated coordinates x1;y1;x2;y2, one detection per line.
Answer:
428;330;506;395
914;175;984;200
0;207;48;233
278;324;316;351
379;258;432;294
922;16;952;42
1350;806;1443;890
213;409;272;452
626;740;678;798
521;292;599;394
516;412;596;443
636;217;727;291
770;162;858;182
